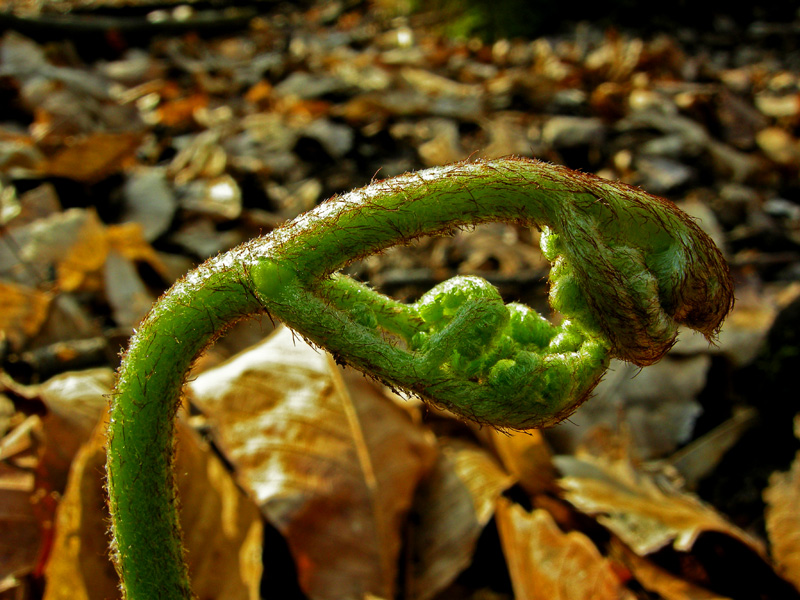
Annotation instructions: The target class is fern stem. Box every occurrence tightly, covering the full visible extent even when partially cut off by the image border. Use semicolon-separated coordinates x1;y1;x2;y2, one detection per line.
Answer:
106;157;733;599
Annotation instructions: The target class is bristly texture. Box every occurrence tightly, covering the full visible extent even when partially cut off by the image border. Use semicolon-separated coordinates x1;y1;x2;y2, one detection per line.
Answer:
249;157;733;427
106;157;734;599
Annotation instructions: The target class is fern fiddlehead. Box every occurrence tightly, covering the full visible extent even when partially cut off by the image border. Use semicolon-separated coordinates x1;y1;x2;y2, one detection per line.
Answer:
106;157;734;599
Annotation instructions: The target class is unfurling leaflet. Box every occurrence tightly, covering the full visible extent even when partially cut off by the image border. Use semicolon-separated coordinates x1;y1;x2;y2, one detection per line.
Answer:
106;157;734;599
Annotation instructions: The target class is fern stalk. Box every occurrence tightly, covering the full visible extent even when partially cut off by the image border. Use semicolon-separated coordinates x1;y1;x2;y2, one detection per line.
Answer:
106;157;733;599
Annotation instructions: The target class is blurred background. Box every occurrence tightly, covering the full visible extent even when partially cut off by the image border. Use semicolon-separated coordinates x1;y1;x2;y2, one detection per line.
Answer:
1;1;800;599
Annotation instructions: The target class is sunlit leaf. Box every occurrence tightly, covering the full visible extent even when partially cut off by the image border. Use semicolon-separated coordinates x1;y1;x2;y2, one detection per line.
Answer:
484;427;556;496
43;413;263;600
0;460;41;590
188;326;437;600
55;209;108;293
555;437;765;557
764;446;800;592
408;438;513;600
610;538;733;600
495;498;634;600
35;368;114;492
40;132;141;184
0;281;52;350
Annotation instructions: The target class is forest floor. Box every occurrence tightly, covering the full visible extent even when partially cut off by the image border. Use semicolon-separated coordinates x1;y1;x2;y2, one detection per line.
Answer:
1;2;800;599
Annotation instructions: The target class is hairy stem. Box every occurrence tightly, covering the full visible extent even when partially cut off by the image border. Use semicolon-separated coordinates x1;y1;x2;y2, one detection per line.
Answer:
106;157;733;599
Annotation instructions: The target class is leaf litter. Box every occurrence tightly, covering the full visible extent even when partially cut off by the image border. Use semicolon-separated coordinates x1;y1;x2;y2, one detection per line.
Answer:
0;0;799;598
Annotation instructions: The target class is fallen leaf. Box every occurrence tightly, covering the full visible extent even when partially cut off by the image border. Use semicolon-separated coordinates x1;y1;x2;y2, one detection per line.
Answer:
0;281;52;350
103;250;155;329
13;183;62;226
484;427;557;496
0;393;15;440
41;418;119;600
2;208;96;287
1;367;112;490
0;413;41;468
0;368;117;588
0;461;41;589
35;368;115;492
172;417;264;600
764;447;800;592
555;449;765;557
105;222;168;327
550;355;710;460
157;92;209;128
119;167;177;242
495;498;634;600
105;222;169;279
408;438;514;600
43;411;263;600
551;431;781;599
610;538;732;600
40;132;142;184
668;406;758;489
56;209;108;293
188;326;437;600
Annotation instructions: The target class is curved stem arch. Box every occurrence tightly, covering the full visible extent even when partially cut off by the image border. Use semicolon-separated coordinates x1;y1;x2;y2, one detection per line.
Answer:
106;158;733;599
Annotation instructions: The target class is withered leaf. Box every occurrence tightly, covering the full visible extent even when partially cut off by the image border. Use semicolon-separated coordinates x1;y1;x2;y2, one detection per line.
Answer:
35;368;114;492
0;459;41;589
495;498;634;600
0;281;52;350
40;132;142;184
41;417;119;600
764;447;800;592
43;411;263;600
408;438;514;600
1;368;114;592
484;427;557;496
103;250;155;329
55;209;108;293
157;92;209;128
105;222;169;277
555;451;765;557
188;326;437;600
610;538;733;600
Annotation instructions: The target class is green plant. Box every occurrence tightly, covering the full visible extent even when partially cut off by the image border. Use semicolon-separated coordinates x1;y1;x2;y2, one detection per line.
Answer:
105;157;733;599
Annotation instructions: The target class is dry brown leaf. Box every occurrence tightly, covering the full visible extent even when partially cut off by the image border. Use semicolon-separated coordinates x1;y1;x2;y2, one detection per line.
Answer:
0;413;41;468
555;450;764;557
172;417;264;600
0;368;114;593
157;93;209;128
668;406;758;489
408;438;514;600
43;411;263;600
8;207;164;302
40;132;142;184
484;428;557;496
0;465;41;590
0;393;17;440
609;538;732;600
105;222;167;327
3;208;95;288
764;449;800;591
0;281;52;350
56;209;108;293
41;416;119;600
103;250;155;329
35;368;114;492
0;369;116;596
495;498;634;600
188;326;437;600
552;355;710;460
105;222;169;279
